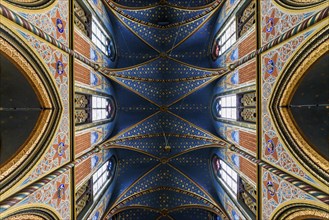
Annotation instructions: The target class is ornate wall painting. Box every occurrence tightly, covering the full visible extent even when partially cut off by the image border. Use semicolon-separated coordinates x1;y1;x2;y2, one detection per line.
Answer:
14;171;72;220
3;0;69;46
0;18;72;195
260;0;320;46
261;20;328;189
261;168;327;220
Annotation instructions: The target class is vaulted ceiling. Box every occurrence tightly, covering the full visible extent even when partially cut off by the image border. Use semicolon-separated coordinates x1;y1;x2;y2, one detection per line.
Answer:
99;0;232;219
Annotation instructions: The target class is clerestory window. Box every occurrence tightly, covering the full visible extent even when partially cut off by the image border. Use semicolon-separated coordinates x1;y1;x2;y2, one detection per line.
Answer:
92;18;110;56
212;17;237;60
213;92;256;123
92;156;116;199
75;93;115;125
212;155;238;198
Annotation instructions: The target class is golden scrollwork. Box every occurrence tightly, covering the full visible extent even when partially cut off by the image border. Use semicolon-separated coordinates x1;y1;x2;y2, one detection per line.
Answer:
278;40;329;173
285;209;329;220
277;0;327;8
0;38;52;183
4;0;55;8
283;0;324;4
274;205;329;220
2;206;60;220
6;214;45;220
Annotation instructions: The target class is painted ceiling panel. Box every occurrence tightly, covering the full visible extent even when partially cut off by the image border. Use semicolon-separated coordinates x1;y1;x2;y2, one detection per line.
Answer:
122;188;214;209
169;81;218;135
112;0;158;7
114;112;217;140
114;12;212;52
113;136;215;158
108;11;159;68
109;149;160;202
118;6;210;25
111;57;218;80
170;148;219;202
117;164;213;203
110;81;159;136
167;0;216;7
112;208;160;220
169;13;218;67
113;76;214;106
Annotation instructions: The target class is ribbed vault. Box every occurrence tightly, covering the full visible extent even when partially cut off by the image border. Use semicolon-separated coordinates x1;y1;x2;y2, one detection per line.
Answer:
101;1;230;219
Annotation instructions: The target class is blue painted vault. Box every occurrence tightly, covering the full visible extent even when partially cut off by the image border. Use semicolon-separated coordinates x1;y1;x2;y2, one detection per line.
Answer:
101;1;231;219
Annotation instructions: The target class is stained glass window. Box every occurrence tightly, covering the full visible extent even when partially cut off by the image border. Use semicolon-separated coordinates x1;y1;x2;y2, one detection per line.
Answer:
213;92;256;123
213;156;238;198
92;96;110;122
215;17;236;56
75;93;115;125
217;95;237;120
92;18;109;56
92;156;116;199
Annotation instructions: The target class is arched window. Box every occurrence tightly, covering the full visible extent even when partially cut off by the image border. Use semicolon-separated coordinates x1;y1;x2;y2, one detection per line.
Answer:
74;0;116;60
212;92;256;123
91;96;113;122
214;95;237;120
75;93;115;125
212;16;237;60
76;156;116;219
92;156;116;199
212;155;238;198
91;18;110;56
212;155;257;218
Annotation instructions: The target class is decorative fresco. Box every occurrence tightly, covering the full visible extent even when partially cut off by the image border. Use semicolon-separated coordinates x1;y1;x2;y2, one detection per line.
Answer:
116;164;213;204
16;171;71;220
13;0;69;46
260;0;316;46
114;12;213;52
262;168;318;220
3;29;71;190
258;3;329;217
261;27;322;186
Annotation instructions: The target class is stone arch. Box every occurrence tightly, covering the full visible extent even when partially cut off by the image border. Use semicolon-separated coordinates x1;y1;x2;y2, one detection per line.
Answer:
4;0;55;9
0;27;61;191
272;202;329;220
269;26;329;185
3;207;60;220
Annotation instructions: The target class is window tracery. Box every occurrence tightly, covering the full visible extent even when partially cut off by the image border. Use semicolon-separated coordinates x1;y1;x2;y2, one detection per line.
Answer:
74;93;115;125
212;17;236;60
92;156;116;199
74;0;91;37
237;0;255;38
213;92;256;123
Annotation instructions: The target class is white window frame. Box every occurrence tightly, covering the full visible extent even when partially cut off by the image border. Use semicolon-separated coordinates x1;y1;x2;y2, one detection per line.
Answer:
91;96;110;122
218;160;238;198
216;17;236;56
92;161;110;199
217;95;237;120
92;17;109;56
